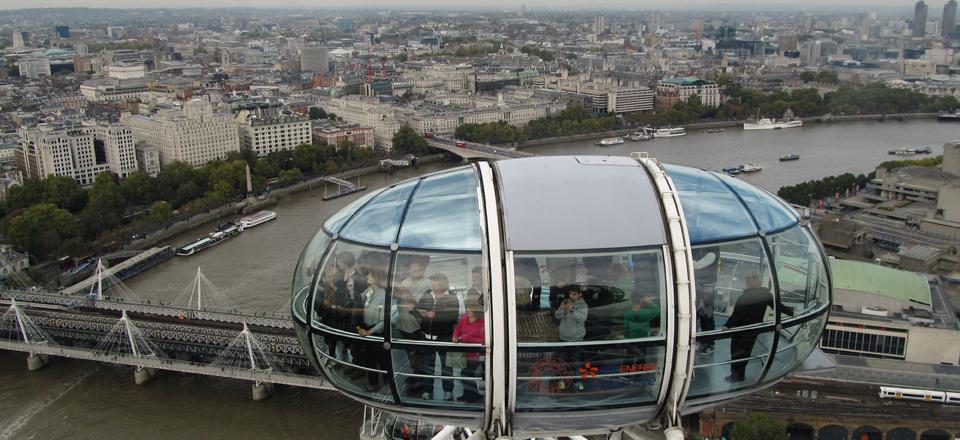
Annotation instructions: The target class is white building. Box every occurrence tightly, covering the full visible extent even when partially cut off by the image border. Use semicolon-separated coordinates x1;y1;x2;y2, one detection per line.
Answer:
300;45;329;73
554;81;655;114
80;78;155;103
91;124;138;179
106;63;146;80
11;31;26;51
18;57;51;79
122;99;241;168
17;125;111;186
107;26;125;39
135;143;160;177
320;96;402;151
655;77;721;109
237;112;312;157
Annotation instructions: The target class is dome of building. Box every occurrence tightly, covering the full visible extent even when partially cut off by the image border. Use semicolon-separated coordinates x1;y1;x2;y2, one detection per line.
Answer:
291;155;831;437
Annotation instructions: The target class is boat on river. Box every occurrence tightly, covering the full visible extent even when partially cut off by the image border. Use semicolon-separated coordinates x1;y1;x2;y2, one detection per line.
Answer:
740;163;762;173
744;118;803;130
653;127;686;138
238;210;276;229
937;111;960;121
595;137;625;146
707;128;725;133
779;154;800;161
176;224;243;256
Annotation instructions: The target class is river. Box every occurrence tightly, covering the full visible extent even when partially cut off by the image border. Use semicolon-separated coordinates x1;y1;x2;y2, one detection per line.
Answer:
1;119;957;439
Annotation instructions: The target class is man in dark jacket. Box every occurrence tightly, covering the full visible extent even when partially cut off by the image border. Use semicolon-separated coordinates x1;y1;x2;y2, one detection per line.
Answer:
410;272;460;400
722;272;793;382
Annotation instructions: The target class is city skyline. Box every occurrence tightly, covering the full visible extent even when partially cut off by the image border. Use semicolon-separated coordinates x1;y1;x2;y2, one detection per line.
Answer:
0;0;957;12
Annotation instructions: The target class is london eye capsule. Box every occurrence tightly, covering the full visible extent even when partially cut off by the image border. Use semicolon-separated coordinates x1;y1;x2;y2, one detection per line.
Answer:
291;155;831;438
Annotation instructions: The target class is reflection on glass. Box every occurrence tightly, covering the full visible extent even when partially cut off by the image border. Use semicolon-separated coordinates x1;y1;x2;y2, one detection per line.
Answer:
392;347;485;408
516;345;665;410
693;238;776;342
664;164;756;243
293;230;330;321
513;249;665;343
323;188;384;234
399;168;482;251
688;330;774;397
340;181;418;245
763;314;827;382
768;226;829;318
313;334;391;401
714;172;798;232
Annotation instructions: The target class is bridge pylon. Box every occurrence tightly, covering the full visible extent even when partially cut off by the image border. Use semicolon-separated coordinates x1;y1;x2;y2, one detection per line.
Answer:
175;267;238;312
95;310;166;384
210;322;285;400
0;299;58;371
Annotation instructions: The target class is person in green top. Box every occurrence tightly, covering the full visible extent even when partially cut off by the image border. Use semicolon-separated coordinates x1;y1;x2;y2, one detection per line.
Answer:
623;288;661;364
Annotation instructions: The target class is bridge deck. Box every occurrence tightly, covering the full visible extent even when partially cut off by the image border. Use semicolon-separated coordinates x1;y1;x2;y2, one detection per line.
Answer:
61;247;172;296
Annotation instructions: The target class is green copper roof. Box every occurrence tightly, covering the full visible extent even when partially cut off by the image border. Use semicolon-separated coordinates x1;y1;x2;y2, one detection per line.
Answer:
829;259;931;306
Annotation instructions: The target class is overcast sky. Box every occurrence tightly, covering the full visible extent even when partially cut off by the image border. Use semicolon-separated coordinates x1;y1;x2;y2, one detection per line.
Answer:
0;0;934;12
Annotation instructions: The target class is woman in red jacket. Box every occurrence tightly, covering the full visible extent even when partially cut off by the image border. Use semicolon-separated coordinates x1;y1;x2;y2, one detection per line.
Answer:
453;298;485;403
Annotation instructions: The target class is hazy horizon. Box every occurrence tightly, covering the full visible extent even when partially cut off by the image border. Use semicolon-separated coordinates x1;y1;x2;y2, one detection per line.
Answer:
0;0;941;14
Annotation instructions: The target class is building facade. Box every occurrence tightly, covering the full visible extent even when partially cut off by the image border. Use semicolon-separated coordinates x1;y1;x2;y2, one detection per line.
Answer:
914;0;929;37
238;113;312;157
655;77;721;109
312;122;374;150
122;100;241;168
17;126;106;186
300;45;329;74
944;0;958;37
18;57;51;79
319;96;401;150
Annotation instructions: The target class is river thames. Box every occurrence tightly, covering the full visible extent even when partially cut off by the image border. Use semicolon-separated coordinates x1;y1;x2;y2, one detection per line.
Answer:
1;119;957;439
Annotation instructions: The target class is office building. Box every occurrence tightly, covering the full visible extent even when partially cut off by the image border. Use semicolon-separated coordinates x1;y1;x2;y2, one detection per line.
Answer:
18;57;51;79
122;99;241;168
238;112;312;157
655;77;722;109
944;0;958;37
300;45;329;74
16;124;137;185
914;1;929;37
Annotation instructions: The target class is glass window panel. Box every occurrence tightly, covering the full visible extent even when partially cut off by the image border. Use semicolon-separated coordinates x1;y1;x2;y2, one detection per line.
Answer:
391;346;485;408
340;181;417;245
293;230;330;322
764;314;827;382
693;238;776;353
392;251;485;342
323;187;384;234
312;334;392;402
398;168;482;251
311;241;391;341
515;344;665;410
664;164;757;243
769;226;829;318
688;330;774;398
714;172;798;232
513;249;666;343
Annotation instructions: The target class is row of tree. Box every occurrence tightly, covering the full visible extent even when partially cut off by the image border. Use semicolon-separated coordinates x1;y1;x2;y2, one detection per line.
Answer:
627;83;960;128
1;143;385;259
449;102;621;145
776;172;874;206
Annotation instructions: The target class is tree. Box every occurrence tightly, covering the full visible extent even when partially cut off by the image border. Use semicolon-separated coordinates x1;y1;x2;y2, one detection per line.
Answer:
391;125;432;155
308;106;328;120
148;201;173;225
816;70;839;85
42;175;87;213
730;413;787;440
278;168;304;186
396;52;409;63
120;170;155;206
6;203;79;257
799;71;816;83
5;179;45;213
81;173;126;239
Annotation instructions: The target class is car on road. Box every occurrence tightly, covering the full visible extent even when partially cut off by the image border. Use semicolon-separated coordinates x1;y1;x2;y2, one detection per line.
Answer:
456;141;466;148
424;132;434;139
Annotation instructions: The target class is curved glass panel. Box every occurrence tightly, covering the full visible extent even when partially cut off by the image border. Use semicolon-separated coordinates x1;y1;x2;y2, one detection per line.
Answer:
323;188;385;234
311;241;392;339
391;250;486;409
763;314;828;382
398;168;482;251
688;329;774;398
340;181;418;245
691;238;777;397
768;226;830;319
714;172;798;232
513;249;666;410
664;165;756;243
292;230;331;322
313;333;392;401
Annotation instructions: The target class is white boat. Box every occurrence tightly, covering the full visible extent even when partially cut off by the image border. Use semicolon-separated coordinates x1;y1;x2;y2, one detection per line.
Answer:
740;163;762;173
627;131;654;141
653;127;686;138
238;210;277;229
743;118;804;130
596;137;625;146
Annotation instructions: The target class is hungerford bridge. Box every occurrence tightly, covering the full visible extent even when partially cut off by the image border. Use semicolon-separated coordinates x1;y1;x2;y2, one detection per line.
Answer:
0;265;334;401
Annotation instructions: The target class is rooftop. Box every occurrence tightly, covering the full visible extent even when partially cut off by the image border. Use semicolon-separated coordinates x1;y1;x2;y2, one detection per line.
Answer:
830;259;931;307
